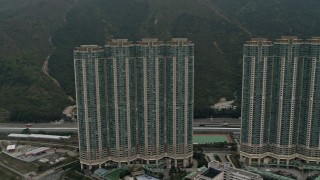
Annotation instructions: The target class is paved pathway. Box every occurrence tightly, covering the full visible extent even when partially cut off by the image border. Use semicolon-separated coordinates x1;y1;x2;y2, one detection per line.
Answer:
205;152;229;164
192;158;198;168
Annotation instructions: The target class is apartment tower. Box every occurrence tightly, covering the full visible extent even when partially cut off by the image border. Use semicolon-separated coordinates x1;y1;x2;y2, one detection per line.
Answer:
240;36;320;165
298;37;320;159
75;38;194;169
240;38;273;160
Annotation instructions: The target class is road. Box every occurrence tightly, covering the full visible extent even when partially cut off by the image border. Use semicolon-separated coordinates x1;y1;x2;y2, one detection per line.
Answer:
0;118;240;133
205;152;229;164
0;123;77;132
194;118;240;127
1;118;239;128
0;126;239;133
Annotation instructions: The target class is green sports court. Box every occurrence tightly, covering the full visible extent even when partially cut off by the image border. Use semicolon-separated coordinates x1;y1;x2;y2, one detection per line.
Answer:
193;134;232;144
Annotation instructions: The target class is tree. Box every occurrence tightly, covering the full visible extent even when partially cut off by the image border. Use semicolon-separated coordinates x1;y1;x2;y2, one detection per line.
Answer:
21;128;30;134
119;170;130;179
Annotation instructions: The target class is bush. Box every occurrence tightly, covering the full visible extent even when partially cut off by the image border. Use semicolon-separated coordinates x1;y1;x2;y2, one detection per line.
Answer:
214;155;222;162
193;150;208;168
119;170;130;179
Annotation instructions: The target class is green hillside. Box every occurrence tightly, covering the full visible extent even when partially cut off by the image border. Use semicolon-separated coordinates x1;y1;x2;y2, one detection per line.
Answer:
210;0;320;38
1;0;320;121
49;0;248;109
0;0;73;122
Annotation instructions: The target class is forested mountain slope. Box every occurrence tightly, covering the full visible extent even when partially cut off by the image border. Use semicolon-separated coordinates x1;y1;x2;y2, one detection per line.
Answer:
0;0;73;121
1;0;320;121
49;0;249;109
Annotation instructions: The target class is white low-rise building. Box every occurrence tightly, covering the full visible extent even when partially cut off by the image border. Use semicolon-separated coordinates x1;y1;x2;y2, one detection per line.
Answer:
184;161;262;180
8;133;71;140
211;98;236;110
208;161;262;180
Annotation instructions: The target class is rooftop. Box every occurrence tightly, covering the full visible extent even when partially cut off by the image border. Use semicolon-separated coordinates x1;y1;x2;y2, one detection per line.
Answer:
6;145;16;151
106;39;133;47
275;36;303;44
74;45;104;52
306;37;320;44
245;38;272;46
25;147;50;155
8;133;71;140
202;167;222;178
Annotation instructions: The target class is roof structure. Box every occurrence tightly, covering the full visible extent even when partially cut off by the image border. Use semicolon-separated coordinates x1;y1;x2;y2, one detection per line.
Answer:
25;147;50;156
39;158;49;163
6;145;16;151
202;167;222;178
8;133;71;140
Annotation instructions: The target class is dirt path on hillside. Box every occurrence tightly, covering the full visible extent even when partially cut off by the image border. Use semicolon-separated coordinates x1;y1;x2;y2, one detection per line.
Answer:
196;0;252;36
41;0;79;102
41;37;61;88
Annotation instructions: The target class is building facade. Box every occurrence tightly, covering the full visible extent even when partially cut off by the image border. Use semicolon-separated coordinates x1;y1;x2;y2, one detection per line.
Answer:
74;45;108;166
298;37;320;159
75;39;194;169
240;37;320;165
240;38;273;156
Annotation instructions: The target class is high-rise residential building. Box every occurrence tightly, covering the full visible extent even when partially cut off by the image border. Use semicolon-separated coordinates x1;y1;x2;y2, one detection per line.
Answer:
270;37;304;156
240;38;273;159
74;45;107;166
74;38;194;169
298;37;320;159
240;36;320;165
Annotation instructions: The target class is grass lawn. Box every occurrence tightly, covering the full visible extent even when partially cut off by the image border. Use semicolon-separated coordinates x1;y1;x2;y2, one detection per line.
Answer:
0;153;38;174
0;166;22;180
193;134;230;144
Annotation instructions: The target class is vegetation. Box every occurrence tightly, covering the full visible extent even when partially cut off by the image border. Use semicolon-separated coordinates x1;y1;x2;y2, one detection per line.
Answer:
119;170;130;179
63;171;91;180
169;166;188;180
63;169;91;180
194;107;241;119
307;173;320;180
0;108;9;122
0;0;73;122
0;166;21;180
2;0;320;121
214;154;222;162
61;161;91;180
49;0;246;109
0;153;38;174
21;128;30;134
193;148;208;168
229;154;241;168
